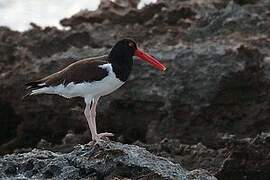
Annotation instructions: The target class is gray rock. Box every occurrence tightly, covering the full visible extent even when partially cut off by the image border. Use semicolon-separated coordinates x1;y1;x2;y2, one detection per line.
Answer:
0;0;270;179
0;141;216;180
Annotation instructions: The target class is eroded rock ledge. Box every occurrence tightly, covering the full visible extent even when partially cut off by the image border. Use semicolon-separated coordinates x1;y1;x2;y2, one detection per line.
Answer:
0;141;216;180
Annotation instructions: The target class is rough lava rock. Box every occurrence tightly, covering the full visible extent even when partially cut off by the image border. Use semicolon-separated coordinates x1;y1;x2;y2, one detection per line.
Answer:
136;132;270;180
0;0;270;179
0;141;216;180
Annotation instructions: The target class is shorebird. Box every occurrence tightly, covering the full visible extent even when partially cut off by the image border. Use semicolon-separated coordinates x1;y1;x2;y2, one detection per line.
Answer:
25;39;166;142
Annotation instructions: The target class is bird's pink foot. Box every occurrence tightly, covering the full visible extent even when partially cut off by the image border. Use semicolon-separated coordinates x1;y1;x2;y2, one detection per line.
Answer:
87;141;95;146
93;132;114;142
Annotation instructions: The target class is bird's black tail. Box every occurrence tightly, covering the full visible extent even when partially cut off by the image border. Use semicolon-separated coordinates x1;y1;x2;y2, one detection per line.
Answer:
22;92;32;100
23;80;45;100
24;81;43;89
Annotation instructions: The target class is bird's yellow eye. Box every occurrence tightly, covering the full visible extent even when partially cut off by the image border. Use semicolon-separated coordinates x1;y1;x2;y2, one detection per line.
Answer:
128;42;134;47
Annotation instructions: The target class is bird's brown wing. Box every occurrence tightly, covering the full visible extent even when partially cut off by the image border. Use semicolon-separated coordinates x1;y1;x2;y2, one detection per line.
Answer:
25;55;109;89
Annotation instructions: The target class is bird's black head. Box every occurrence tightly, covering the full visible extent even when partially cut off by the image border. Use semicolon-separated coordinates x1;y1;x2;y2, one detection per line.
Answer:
109;38;137;62
108;39;137;81
109;38;166;82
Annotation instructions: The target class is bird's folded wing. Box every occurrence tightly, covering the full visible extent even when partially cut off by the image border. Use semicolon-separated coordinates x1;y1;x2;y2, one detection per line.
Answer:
26;56;109;89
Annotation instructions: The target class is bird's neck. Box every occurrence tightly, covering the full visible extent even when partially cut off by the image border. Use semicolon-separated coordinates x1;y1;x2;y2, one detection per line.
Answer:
108;53;133;82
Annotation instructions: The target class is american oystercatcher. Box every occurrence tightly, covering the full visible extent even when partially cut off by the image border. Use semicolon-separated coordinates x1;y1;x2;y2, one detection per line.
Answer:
25;39;166;142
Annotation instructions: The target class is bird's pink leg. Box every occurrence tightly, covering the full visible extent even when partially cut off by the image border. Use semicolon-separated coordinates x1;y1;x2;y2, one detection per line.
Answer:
90;96;114;141
90;97;99;136
84;101;97;141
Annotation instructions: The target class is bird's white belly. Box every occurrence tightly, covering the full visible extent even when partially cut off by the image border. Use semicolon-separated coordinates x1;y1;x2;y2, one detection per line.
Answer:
33;76;124;99
65;78;123;98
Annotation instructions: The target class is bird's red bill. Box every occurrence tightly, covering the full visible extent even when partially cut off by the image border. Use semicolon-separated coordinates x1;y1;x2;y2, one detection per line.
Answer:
135;49;166;71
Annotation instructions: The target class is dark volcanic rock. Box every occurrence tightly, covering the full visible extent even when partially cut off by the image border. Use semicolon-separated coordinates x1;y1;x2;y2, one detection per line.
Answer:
216;133;270;180
0;98;20;148
61;0;142;27
0;0;270;179
0;141;216;180
136;132;270;180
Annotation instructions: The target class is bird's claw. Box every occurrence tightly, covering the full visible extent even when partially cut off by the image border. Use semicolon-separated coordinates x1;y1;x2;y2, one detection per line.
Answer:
92;132;114;142
87;132;114;146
